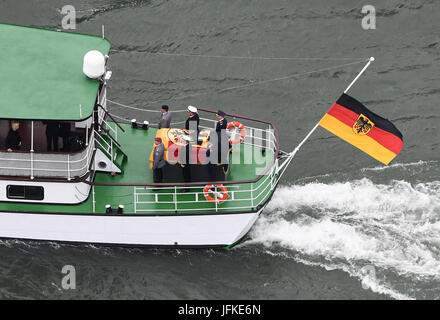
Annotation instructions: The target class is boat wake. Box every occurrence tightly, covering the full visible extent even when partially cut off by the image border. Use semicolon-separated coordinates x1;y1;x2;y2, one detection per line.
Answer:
244;163;440;300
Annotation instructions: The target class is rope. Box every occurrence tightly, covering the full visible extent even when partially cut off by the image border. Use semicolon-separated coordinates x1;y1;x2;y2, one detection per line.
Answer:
214;60;367;94
107;59;367;113
107;99;187;113
110;49;365;61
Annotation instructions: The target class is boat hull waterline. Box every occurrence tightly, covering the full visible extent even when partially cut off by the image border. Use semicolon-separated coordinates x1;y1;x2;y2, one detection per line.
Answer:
0;207;264;248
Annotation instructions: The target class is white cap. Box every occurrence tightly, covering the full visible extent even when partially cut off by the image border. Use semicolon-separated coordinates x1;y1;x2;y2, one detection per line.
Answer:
187;105;198;113
181;135;192;142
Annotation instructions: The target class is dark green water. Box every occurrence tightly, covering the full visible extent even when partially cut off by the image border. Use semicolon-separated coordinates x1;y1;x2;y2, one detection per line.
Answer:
0;0;439;299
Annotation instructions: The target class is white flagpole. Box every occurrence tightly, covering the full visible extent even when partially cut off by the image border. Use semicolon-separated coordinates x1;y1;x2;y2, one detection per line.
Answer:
286;57;375;160
344;57;375;93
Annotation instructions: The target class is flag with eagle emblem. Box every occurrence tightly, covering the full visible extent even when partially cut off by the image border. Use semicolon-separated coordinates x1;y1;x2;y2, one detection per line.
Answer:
319;93;403;165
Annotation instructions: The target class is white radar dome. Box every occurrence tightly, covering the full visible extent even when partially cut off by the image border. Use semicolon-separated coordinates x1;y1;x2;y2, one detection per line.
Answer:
83;50;106;79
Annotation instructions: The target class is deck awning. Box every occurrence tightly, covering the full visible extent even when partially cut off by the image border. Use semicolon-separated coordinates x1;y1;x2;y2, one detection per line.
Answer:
0;23;111;121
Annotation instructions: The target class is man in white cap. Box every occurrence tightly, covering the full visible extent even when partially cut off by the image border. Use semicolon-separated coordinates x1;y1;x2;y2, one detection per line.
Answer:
185;105;200;144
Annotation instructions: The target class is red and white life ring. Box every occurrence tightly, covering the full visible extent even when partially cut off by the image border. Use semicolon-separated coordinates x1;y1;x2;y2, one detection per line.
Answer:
203;184;229;204
227;121;246;144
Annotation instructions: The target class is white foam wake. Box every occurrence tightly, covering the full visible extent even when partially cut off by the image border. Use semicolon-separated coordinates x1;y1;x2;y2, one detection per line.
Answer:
246;178;440;299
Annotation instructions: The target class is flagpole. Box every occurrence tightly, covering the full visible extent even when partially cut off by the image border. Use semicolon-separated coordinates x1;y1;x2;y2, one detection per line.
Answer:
344;57;375;93
287;57;375;160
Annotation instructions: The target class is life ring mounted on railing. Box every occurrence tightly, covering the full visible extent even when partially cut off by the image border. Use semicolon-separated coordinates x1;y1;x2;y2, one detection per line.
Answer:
203;184;229;204
227;121;246;144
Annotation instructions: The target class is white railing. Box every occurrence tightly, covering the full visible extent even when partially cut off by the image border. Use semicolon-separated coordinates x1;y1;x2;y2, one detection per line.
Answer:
129;108;279;214
94;129;114;161
133;162;278;214
0;132;95;179
199;117;276;151
97;86;120;142
106;101;276;150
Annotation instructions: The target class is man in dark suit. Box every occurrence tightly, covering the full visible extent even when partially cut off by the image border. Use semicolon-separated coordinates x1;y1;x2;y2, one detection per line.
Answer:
43;120;60;152
158;105;171;129
59;122;71;152
215;110;228;165
205;136;217;182
152;137;166;186
185;105;200;143
179;135;192;193
6;120;21;152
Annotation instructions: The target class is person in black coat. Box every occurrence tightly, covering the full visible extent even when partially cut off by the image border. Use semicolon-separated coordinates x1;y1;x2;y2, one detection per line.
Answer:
179;135;192;193
59;122;71;152
215;110;228;164
205;137;217;182
185;105;200;143
158;105;172;129
6;120;22;152
152;137;166;185
43;120;60;152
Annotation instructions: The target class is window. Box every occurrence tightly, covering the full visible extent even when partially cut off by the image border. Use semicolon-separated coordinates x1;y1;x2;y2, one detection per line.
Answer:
7;185;44;201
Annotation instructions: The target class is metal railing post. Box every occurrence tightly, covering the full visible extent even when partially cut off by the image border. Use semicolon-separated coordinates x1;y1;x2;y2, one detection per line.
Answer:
133;186;137;213
30;121;34;179
251;183;254;210
174;186;178;213
30;152;34;180
215;185;218;212
87;133;92;168
67;154;71;180
110;139;113;161
85;124;89;147
92;185;96;213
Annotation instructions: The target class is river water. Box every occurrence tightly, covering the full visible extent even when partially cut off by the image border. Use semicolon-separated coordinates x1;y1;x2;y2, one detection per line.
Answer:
0;0;439;299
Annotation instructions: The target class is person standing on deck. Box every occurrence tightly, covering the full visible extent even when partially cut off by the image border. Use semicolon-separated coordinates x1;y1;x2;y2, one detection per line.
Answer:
179;135;192;193
215;110;228;165
43;120;59;152
152;137;166;185
185;105;200;143
6;120;22;152
205;136;217;182
59;122;71;152
158;105;171;129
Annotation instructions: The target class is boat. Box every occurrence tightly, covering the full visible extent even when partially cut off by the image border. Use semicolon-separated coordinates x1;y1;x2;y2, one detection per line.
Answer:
0;23;286;248
0;23;388;249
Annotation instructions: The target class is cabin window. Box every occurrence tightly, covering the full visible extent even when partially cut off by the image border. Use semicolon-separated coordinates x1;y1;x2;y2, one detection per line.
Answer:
7;185;44;201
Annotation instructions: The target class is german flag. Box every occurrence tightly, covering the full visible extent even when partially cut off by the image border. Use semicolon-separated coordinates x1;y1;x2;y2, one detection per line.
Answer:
319;93;403;165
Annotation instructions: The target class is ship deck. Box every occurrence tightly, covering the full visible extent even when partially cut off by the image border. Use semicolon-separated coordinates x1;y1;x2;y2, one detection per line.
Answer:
0;123;277;215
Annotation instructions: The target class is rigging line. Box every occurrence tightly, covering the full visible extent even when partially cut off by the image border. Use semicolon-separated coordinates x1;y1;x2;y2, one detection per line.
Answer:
157;59;367;102
110;49;366;61
214;59;367;94
107;99;187;113
108;59;366;112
